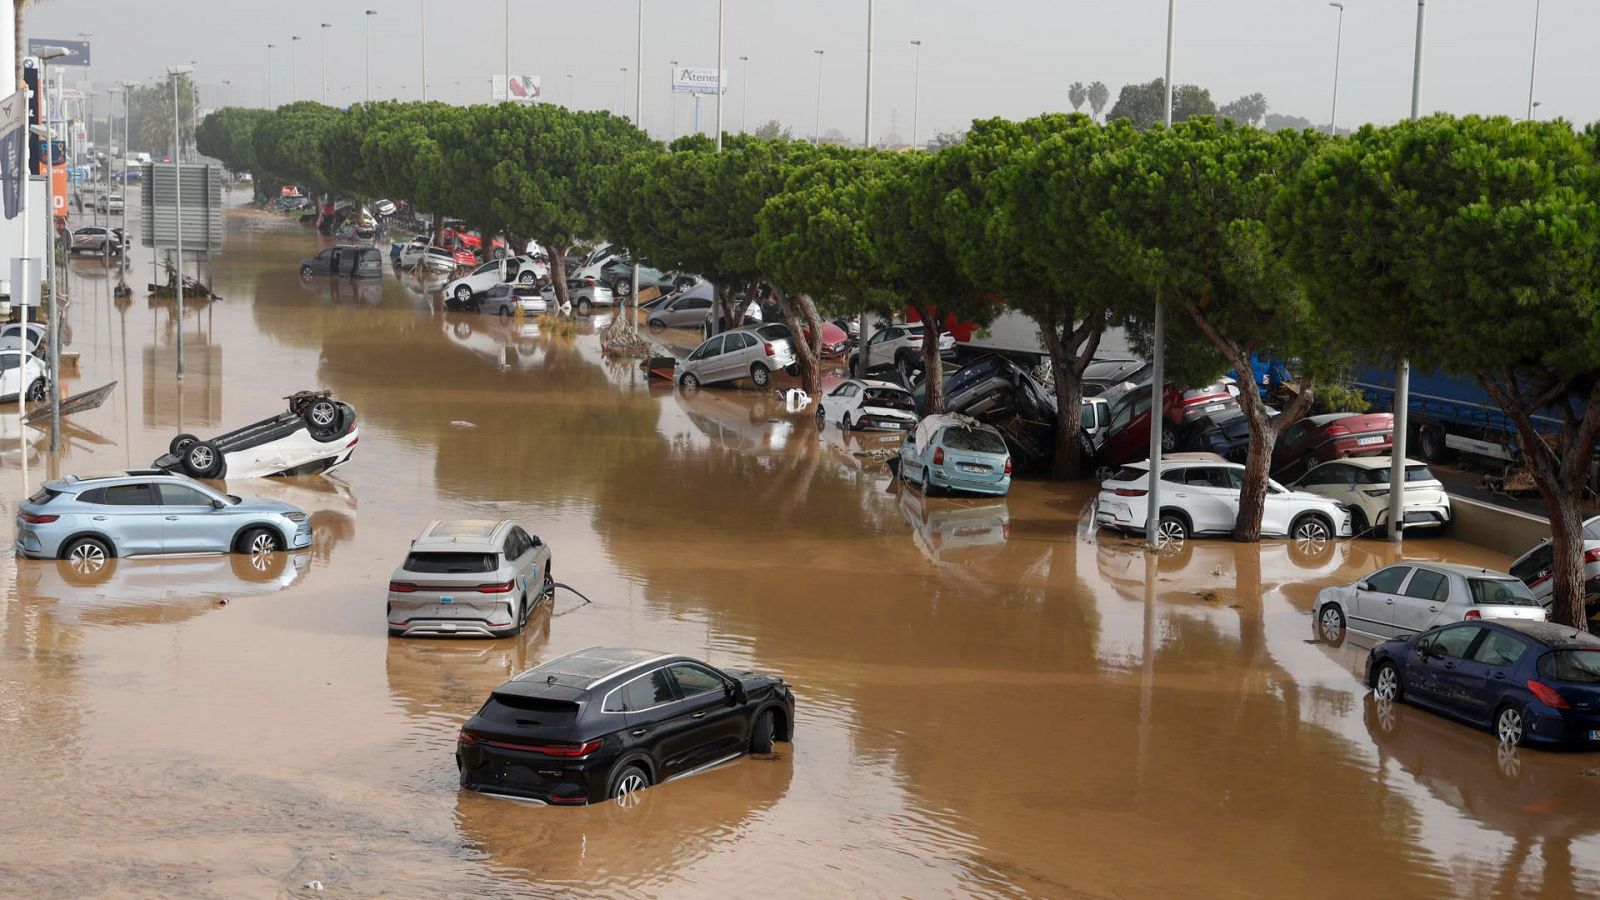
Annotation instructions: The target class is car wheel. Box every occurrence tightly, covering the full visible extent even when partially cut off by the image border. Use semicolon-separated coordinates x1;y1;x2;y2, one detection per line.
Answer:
896;353;913;380
609;764;650;806
614;278;631;298
1495;705;1526;746
303;399;340;434
183;440;224;478
816;404;827;430
577;298;592;315
238;527;281;556
1372;661;1403;702
1350;507;1370;536
1155;512;1188;548
750;710;776;754
921;467;935;496
498;305;512;318
62;536;112;569
1292;514;1333;547
454;284;473;304
24;378;47;402
680;372;700;390
300;264;313;277
847;354;859;374
750;363;771;388
1160;426;1178;453
1317;604;1347;645
542;569;555;601
648;318;665;333
169;433;199;457
1093;464;1116;482
844;413;856;431
1418;424;1450;463
518;272;536;284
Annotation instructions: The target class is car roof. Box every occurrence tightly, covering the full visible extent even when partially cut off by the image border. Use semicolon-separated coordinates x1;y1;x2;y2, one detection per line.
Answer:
509;646;672;691
1487;619;1600;648
1118;452;1231;471
47;470;195;491
413;519;512;550
1303;412;1357;426
1404;562;1519;579
858;379;907;391
1323;456;1426;470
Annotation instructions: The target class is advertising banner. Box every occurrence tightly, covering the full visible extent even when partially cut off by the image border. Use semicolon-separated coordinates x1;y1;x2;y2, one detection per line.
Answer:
48;139;67;219
491;75;542;103
671;68;727;95
0;90;26;219
27;38;91;66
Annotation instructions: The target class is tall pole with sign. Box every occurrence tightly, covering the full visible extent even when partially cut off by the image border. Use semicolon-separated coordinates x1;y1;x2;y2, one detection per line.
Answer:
1145;0;1175;548
715;0;725;151
1389;1;1426;544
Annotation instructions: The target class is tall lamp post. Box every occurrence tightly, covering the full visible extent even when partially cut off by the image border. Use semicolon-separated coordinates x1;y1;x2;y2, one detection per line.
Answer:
1145;0;1176;548
1327;3;1344;136
1389;0;1426;543
419;0;428;101
120;80;136;281
290;36;301;102
320;23;331;104
669;59;680;139
631;0;643;326
33;45;70;451
739;55;749;132
168;64;195;379
365;10;377;102
909;39;922;149
266;44;275;107
566;74;575;107
504;0;512;101
1525;0;1541;120
714;0;725;151
812;50;824;144
618;67;628;117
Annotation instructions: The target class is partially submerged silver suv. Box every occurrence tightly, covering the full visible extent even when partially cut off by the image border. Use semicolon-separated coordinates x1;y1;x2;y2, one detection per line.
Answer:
386;519;552;638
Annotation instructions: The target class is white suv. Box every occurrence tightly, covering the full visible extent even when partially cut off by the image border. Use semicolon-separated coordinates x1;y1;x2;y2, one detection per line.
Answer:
1095;456;1352;545
444;256;550;307
848;322;957;376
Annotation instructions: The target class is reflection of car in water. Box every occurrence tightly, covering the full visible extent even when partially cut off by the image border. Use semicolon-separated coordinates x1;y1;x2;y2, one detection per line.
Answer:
14;552;311;628
457;646;796;805
230;474;358;560
898;488;1010;565
676;389;795;456
296;271;385;307
384;611;550;722
441;313;548;370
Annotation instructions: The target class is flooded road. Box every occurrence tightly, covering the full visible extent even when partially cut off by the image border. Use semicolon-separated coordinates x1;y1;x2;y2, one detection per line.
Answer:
3;199;1599;897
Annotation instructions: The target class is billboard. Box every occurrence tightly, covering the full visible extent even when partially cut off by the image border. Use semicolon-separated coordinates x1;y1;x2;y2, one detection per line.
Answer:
47;140;66;219
492;75;541;103
671;68;727;95
26;38;91;66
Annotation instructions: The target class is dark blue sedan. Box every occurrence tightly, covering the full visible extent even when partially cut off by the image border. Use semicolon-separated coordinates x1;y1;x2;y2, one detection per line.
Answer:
1366;619;1600;748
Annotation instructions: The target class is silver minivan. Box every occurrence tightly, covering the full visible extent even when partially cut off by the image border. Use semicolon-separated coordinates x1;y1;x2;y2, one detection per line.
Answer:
386;519;552;638
677;327;797;389
1313;561;1548;645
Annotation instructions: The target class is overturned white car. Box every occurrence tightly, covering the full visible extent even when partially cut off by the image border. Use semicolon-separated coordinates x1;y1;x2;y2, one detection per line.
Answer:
152;391;360;479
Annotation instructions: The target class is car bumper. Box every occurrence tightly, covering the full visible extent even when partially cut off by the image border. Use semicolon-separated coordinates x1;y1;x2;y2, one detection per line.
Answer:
929;465;1011;496
1525;705;1600;747
457;745;608;804
855;414;915;431
388;593;518;637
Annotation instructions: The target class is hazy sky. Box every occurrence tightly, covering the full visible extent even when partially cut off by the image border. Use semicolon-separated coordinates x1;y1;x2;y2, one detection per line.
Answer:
27;0;1596;142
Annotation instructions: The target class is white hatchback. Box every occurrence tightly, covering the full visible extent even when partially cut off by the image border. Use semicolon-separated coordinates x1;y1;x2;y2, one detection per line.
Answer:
1095;457;1353;545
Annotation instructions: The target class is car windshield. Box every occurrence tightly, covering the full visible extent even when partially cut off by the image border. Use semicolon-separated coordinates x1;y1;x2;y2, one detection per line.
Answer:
1357;464;1437;485
1467;577;1542;607
1542;650;1600;684
403;552;497;574
1583;518;1600;542
942;427;1007;454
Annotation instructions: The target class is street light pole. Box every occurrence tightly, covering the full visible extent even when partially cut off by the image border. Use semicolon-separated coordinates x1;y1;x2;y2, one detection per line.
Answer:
632;0;643;327
566;74;575;107
812;50;824;144
715;0;725;151
121;80;135;281
365;10;377;103
670;59;679;139
910;39;922;149
35;46;71;451
1389;0;1426;544
169;64;195;379
1327;3;1344;136
618;67;628;116
1525;0;1541;120
291;36;300;102
505;0;511;101
419;0;428;101
1145;0;1176;549
739;55;749;132
863;0;873;150
321;23;331;105
267;44;275;107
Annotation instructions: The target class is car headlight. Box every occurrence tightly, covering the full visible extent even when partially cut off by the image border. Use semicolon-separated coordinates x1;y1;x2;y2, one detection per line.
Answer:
283;511;309;524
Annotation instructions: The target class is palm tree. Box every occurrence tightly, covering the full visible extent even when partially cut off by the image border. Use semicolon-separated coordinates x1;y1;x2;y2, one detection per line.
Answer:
1068;81;1087;113
1088;81;1110;122
14;0;40;89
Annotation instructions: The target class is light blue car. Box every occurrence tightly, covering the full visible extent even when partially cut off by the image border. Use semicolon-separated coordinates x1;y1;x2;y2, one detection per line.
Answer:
15;471;313;566
897;415;1013;497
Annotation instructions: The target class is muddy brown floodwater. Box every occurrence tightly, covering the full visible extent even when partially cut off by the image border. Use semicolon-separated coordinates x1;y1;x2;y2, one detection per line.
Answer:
3;198;1599;898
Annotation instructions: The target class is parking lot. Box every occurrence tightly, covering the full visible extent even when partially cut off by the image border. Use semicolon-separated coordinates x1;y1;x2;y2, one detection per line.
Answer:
3;203;1598;897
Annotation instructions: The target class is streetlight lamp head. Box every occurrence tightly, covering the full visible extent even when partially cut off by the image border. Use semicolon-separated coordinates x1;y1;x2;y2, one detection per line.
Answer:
27;124;48;137
739;55;748;61
167;64;195;76
1329;2;1343;8
910;39;921;46
814;49;824;56
322;22;331;28
365;9;377;14
33;45;71;61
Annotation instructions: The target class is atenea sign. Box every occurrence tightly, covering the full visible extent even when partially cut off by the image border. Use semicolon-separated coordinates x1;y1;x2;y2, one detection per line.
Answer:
492;75;541;103
671;67;727;95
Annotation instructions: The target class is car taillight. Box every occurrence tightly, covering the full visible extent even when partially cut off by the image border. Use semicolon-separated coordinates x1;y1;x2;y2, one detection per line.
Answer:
458;729;480;746
763;342;775;357
1326;426;1349;436
477;581;515;593
485;738;603;757
1004;457;1013;475
1585;547;1600;564
1527;680;1570;710
1464;609;1482;619
934;447;944;465
1113;488;1148;497
389;581;419;593
19;512;58;524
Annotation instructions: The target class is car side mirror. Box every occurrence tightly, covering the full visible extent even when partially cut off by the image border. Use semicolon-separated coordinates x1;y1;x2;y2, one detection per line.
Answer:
1356;581;1370;592
724;679;746;704
212;499;227;510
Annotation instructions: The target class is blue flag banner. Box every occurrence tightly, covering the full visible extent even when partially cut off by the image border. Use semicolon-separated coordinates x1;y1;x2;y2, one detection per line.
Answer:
0;90;26;220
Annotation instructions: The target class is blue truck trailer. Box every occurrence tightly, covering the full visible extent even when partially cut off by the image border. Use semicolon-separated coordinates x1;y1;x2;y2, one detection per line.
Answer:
1350;365;1565;465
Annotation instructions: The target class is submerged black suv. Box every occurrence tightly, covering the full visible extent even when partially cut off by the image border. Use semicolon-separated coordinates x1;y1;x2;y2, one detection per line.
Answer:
457;647;795;805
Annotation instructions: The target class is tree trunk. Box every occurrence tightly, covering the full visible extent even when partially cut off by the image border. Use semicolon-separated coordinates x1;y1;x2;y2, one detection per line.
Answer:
1232;407;1275;543
716;282;745;332
547;243;570;309
918;306;945;414
1037;312;1104;481
1544;484;1590;630
770;284;821;395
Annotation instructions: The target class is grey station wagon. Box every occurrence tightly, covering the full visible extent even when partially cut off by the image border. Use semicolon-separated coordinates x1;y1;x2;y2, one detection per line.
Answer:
386;519;553;638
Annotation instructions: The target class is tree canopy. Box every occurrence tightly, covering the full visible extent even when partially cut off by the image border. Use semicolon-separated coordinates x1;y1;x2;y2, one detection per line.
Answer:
1107;78;1217;131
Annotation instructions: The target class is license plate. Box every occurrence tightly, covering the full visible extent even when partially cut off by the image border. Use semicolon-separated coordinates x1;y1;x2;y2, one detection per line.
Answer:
959;463;988;473
1204;403;1225;413
1590;730;1600;742
1357;436;1384;446
439;596;454;604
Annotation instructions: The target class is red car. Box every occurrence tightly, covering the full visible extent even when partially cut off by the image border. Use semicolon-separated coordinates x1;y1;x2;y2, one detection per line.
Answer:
1270;411;1394;482
1098;381;1241;467
805;321;850;357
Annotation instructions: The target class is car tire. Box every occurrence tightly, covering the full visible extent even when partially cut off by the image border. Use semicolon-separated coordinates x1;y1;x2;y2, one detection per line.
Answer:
25;378;47;402
614;278;631;298
1372;661;1403;702
183;441;224;478
498;305;512;318
61;535;113;569
1160;426;1179;454
750;710;776;754
648;318;665;333
577;298;592;315
1155;511;1188;547
237;527;282;556
1316;604;1347;645
680;372;700;390
608;764;650;805
1495;705;1526;746
300;264;314;277
1418;424;1450;463
921;467;935;496
750;363;771;388
518;272;536;284
1350;507;1370;536
847;354;859;373
454;285;473;304
1291;513;1334;546
844;413;856;431
303;399;341;435
816;404;827;430
1093;464;1116;482
169;433;199;457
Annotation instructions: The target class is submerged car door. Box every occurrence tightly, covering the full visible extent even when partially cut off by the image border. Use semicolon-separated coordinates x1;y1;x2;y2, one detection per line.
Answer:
1352;565;1413;638
157;482;229;553
1409;623;1485;711
85;483;168;554
663;663;746;770
1460;629;1532;722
